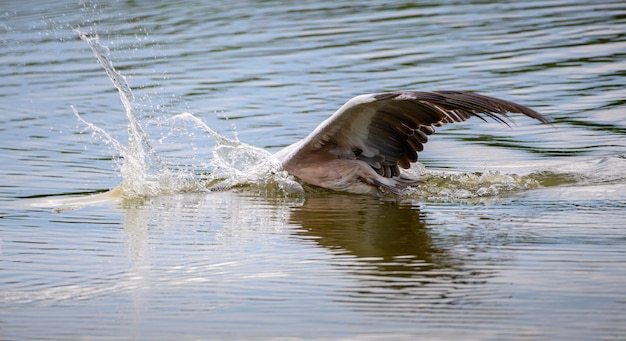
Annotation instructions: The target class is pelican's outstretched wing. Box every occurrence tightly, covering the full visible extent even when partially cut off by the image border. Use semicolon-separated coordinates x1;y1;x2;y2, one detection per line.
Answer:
276;90;549;181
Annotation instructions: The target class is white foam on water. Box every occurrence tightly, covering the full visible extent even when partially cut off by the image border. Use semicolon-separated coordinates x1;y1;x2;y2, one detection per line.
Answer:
411;169;542;201
407;154;626;202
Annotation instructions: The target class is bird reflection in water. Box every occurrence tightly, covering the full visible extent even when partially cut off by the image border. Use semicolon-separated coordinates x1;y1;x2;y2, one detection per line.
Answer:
290;194;496;315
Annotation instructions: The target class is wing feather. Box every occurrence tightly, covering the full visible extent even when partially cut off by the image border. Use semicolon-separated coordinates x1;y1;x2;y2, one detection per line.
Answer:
277;90;549;179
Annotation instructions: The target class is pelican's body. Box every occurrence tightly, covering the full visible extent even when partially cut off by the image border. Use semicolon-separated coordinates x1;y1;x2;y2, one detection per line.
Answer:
274;91;549;195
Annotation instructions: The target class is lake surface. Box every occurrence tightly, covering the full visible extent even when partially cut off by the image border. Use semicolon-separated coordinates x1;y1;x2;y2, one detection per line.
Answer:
2;0;626;339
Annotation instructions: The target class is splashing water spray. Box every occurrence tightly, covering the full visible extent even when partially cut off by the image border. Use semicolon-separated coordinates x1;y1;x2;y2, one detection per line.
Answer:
73;31;198;197
72;31;300;199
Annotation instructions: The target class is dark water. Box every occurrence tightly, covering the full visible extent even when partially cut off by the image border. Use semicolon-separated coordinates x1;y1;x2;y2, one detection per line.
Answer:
2;1;626;339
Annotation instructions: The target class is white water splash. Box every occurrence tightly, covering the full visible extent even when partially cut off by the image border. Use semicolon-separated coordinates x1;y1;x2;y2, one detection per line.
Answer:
75;32;202;198
166;112;303;193
72;31;301;199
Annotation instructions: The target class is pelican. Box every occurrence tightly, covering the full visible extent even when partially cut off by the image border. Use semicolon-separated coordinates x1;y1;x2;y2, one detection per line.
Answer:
274;90;549;195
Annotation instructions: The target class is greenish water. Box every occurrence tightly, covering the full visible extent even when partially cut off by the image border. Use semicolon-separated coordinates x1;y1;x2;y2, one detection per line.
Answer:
2;1;626;339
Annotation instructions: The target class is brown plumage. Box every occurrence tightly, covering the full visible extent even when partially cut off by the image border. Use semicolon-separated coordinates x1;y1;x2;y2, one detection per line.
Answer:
274;90;550;195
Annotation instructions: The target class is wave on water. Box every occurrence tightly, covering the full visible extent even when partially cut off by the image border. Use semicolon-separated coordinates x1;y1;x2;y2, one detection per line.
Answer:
408;167;543;202
410;154;626;202
36;31;626;210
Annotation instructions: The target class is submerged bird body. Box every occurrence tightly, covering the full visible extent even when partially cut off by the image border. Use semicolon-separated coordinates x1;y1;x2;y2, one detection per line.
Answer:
274;91;549;195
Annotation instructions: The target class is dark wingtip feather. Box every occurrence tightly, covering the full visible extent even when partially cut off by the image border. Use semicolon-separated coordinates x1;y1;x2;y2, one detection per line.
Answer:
432;90;551;125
